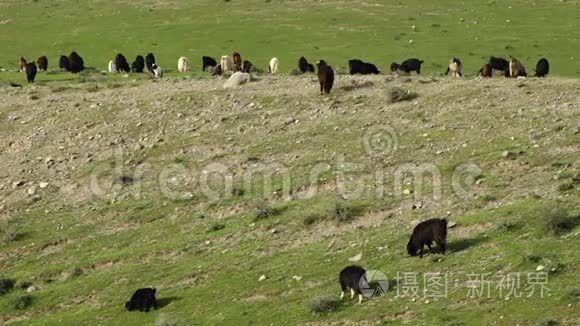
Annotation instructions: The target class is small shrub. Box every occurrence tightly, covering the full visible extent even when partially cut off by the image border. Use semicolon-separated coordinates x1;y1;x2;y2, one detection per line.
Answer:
549;263;566;276
17;281;33;290
114;175;134;185
538;319;559;326
254;203;275;221
13;295;33;310
328;202;351;224
524;255;542;264
558;182;574;192
0;278;16;295
496;220;519;232
303;214;323;226
231;187;245;197
567;288;580;301
289;69;302;76
1;222;21;244
306;296;339;314
86;85;99;93
542;206;575;235
208;223;225;232
51;86;70;93
482;194;497;202
387;87;418;103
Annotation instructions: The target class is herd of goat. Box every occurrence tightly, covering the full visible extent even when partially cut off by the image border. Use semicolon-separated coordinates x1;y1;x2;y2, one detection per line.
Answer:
15;51;550;94
126;218;448;311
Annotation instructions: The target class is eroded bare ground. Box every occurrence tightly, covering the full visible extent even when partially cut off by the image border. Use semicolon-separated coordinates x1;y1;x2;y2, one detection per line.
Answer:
1;75;578;211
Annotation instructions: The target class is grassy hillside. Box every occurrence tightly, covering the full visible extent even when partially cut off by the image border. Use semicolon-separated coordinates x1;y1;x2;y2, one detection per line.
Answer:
0;0;579;81
0;74;579;325
0;1;579;325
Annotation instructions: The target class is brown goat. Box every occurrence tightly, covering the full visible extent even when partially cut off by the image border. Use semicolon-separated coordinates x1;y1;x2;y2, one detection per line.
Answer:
37;56;48;71
509;57;527;78
479;64;493;78
232;52;242;72
18;57;27;72
317;60;334;94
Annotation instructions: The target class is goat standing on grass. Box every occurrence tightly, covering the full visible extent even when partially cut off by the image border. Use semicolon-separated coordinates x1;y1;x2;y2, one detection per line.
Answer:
145;53;156;73
407;218;448;258
269;57;279;74
18;57;27;72
24;62;37;83
151;64;163;78
509;57;527;78
59;55;70;71
339;265;367;304
177;56;189;72
37;56;48;71
132;55;145;73
445;57;462;77
534;58;549;77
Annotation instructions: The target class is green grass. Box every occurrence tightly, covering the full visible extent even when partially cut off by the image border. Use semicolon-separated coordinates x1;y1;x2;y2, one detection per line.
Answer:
1;199;578;325
1;0;579;83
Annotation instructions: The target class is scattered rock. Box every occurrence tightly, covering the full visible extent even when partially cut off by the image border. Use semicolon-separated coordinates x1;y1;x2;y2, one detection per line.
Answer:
258;275;267;282
348;253;362;262
536;265;545;272
223;72;251;89
27;186;37;196
502;150;513;158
